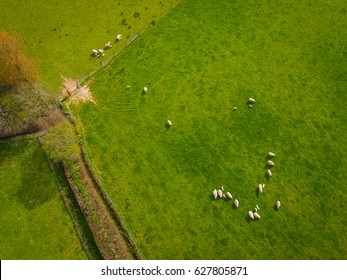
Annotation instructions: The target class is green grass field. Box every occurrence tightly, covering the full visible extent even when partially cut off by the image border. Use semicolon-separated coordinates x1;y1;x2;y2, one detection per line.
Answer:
0;0;180;91
71;0;347;259
0;139;88;259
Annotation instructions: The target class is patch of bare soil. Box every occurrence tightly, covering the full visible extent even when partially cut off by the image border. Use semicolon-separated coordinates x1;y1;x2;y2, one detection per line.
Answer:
61;76;96;105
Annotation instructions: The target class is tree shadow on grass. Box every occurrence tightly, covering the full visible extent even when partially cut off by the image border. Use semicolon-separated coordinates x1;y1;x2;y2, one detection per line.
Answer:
15;158;57;210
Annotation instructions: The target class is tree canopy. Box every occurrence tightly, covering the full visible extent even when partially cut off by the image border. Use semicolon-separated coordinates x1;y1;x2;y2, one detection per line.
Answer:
0;30;38;90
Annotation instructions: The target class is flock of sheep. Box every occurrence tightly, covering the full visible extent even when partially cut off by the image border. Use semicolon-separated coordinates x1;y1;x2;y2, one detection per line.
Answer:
250;151;281;219
211;150;281;221
91;34;122;57
212;185;239;208
212;99;282;221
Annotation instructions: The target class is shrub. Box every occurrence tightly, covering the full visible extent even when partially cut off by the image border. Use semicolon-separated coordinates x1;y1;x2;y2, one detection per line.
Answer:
40;120;80;164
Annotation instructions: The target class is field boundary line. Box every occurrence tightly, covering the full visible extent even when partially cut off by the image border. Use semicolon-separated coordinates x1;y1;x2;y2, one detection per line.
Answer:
78;0;182;86
57;1;184;259
39;140;100;260
60;103;144;259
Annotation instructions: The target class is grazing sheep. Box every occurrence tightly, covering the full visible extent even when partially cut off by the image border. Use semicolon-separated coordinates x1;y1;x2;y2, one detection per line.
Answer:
254;212;261;219
234;199;239;208
248;104;253;109
105;42;112;49
262;184;265;188
212;189;217;199
217;189;223;198
275;201;281;210
223;194;226;199
248;211;254;219
248;98;256;103
233;107;238;111
268;152;276;157
143;86;148;93
92;49;98;55
116;34;122;41
267;160;275;166
98;49;105;57
226;192;232;199
256;204;260;211
126;85;131;89
167;120;172;127
258;184;263;192
254;207;258;213
221;186;224;191
266;169;272;177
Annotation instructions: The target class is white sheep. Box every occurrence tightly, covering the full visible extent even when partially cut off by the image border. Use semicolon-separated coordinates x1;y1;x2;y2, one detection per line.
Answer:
267;160;275;166
116;34;122;41
254;207;258;213
248;98;256;103
258;184;263;192
126;85;131;89
221;186;224;191
248;211;254;219
223;194;226;199
233;107;238;111
248;104;253;109
217;189;223;198
98;49;105;57
275;201;281;210
256;204;260;211
92;49;98;55
234;199;239;208
254;212;261;219
212;189;217;199
105;42;112;49
226;192;232;199
266;169;272;177
143;86;148;93
268;152;276;157
167;120;172;127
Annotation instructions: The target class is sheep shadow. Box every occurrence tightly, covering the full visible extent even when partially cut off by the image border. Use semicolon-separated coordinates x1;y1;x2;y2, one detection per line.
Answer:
245;214;254;223
165;123;171;131
263;163;274;169
89;53;96;60
264;172;270;182
273;204;280;211
209;195;216;201
255;187;260;197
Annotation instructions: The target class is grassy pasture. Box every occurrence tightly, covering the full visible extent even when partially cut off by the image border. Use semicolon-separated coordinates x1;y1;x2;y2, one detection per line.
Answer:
0;139;88;259
0;0;180;91
72;0;347;259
